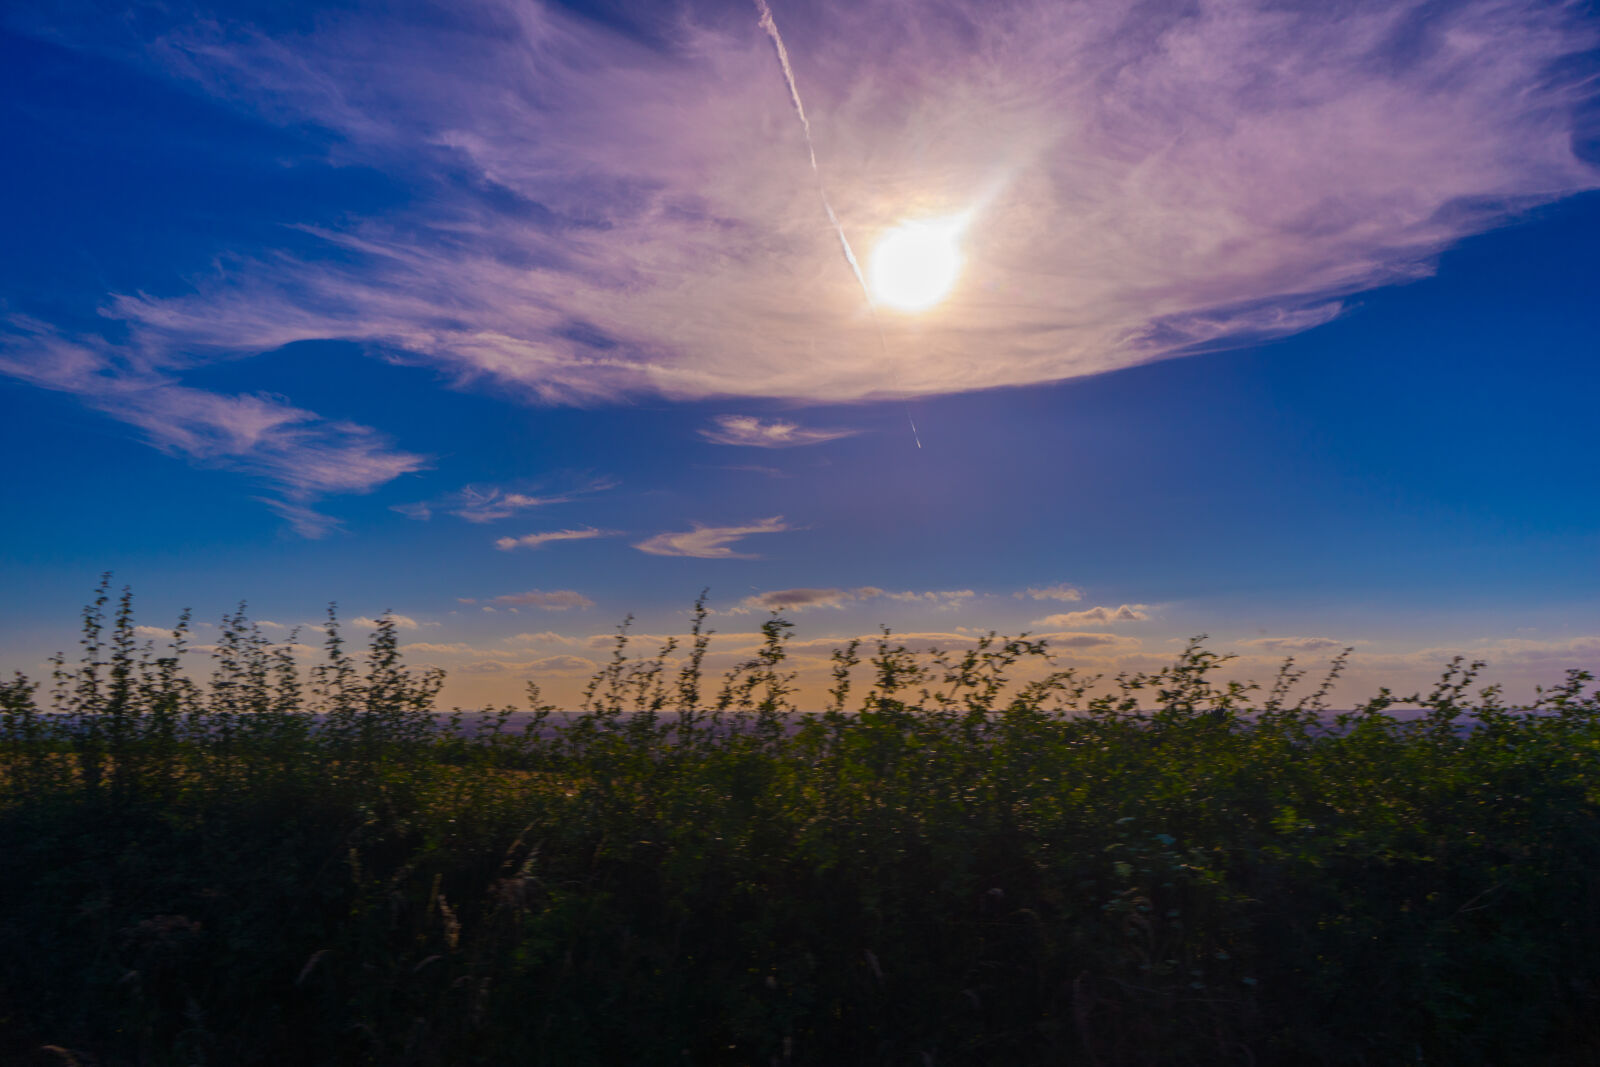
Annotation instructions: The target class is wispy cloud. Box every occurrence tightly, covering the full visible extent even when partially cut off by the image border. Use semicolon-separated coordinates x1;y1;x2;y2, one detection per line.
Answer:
1034;631;1142;652
1033;604;1150;628
728;585;977;614
699;415;857;448
352;614;421;630
486;590;595;610
396;478;615;524
738;586;883;612
401;642;476;655
10;0;1590;418
457;654;597;675
1019;584;1083;603
634;516;790;559
885;590;975;610
1239;636;1352;653
505;631;581;645
494;526;618;551
0;317;426;536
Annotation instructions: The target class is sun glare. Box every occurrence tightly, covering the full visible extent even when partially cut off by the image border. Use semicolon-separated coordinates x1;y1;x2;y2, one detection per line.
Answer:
869;219;963;313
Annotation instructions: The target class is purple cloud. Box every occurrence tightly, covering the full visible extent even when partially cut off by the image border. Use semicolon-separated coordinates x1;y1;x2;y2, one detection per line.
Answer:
699;415;857;448
634;516;791;559
4;0;1596;499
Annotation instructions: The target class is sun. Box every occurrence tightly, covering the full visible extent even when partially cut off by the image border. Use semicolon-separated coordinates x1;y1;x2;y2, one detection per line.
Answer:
869;218;963;313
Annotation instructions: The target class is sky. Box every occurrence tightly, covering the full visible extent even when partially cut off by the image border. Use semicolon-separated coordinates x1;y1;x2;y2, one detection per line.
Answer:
3;0;1599;710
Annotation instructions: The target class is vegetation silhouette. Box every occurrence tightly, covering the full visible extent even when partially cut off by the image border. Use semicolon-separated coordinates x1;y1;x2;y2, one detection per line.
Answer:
3;578;1600;1064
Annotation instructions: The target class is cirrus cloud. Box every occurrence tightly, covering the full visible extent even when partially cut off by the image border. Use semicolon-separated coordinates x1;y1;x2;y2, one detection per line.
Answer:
4;0;1591;432
1239;636;1352;653
634;516;791;559
495;526;618;551
699;414;858;448
1019;584;1084;603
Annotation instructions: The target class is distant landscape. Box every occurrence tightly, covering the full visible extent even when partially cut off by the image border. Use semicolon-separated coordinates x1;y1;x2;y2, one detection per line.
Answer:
4;587;1600;1065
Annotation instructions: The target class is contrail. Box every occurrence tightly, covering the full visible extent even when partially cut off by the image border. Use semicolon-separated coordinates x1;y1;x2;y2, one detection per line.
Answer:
754;0;921;448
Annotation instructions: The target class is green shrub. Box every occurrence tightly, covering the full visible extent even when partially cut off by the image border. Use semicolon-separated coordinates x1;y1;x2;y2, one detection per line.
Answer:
2;580;1599;1065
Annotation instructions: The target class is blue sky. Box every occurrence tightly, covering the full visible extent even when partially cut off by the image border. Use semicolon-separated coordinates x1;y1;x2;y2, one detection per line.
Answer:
3;0;1599;708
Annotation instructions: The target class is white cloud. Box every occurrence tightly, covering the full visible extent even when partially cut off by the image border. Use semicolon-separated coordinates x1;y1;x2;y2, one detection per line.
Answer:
634;516;790;559
495;526;617;551
401;642;475;655
458;654;597;675
352;614;421;630
1019;584;1083;603
506;631;580;645
884;590;975;610
134;625;172;638
1033;604;1150;627
1238;636;1351;653
699;414;856;448
396;479;615;524
10;0;1588;420
532;654;600;673
734;586;884;613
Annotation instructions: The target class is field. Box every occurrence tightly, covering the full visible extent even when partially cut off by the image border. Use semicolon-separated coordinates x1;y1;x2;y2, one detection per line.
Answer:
4;585;1600;1065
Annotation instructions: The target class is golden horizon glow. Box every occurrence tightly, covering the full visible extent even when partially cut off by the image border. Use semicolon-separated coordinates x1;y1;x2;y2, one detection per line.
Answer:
869;218;963;313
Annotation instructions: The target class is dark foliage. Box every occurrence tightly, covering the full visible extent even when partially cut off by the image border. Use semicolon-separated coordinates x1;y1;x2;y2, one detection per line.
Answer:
3;580;1600;1065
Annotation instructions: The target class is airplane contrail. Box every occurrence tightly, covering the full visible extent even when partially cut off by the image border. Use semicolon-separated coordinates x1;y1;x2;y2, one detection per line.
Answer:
754;0;922;448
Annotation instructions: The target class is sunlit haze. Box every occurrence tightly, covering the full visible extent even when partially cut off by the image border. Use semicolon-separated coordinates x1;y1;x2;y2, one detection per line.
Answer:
870;220;964;313
1;0;1598;711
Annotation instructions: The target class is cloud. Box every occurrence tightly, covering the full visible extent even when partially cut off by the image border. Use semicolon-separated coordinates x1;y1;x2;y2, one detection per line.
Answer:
634;516;790;559
532;654;600;673
1034;631;1142;652
739;587;867;612
1238;636;1351;653
10;0;1591;423
724;585;976;614
134;625;173;638
0;317;426;536
457;654;598;675
396;478;615;524
1033;604;1150;627
488;590;595;610
495;526;617;551
261;499;344;539
506;631;580;645
1019;583;1083;603
401;642;475;655
579;632;681;651
699;414;856;448
884;589;975;609
352;614;421;630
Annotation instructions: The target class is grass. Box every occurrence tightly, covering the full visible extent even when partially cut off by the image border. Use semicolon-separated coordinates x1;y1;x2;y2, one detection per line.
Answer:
2;579;1600;1064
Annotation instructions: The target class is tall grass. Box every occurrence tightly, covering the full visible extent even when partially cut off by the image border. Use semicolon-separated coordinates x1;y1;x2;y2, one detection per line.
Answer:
3;579;1600;1065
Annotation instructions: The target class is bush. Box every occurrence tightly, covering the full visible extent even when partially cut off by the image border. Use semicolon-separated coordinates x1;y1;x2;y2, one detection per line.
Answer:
2;580;1599;1065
